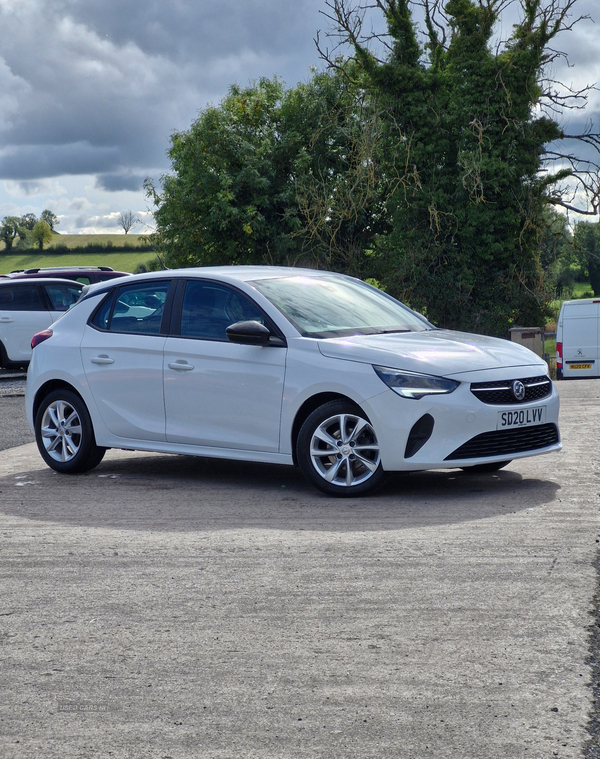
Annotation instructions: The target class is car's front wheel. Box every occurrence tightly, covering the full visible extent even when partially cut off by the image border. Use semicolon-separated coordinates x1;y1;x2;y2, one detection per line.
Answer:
297;401;385;496
35;389;106;474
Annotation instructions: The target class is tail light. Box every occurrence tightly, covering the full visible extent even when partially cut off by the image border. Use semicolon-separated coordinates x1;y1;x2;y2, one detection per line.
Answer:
556;341;562;368
31;329;53;349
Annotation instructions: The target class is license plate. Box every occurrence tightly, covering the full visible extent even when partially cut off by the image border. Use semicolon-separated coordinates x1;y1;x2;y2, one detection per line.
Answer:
497;406;546;429
568;363;592;370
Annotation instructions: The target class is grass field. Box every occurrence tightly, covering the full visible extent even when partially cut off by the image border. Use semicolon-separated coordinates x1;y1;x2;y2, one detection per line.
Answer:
47;233;150;248
571;281;595;299
0;233;159;274
0;233;150;251
0;250;158;276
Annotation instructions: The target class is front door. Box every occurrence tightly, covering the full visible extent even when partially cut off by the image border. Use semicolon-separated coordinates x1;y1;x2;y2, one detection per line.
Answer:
164;280;286;451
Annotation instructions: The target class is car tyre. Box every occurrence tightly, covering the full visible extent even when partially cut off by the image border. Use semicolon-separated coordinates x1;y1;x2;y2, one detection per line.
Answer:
461;460;512;473
297;400;385;496
35;389;106;474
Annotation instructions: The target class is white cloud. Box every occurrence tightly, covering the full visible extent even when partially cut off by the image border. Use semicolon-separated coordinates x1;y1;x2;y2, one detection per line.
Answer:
0;0;597;226
0;58;30;132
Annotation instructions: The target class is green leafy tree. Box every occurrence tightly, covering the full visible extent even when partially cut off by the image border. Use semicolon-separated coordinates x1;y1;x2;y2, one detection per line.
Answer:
573;221;600;296
20;212;38;231
287;67;390;276
40;209;59;232
536;208;577;296
146;69;386;274
0;216;25;251
320;0;600;334
147;0;599;334
146;78;297;268
30;220;53;251
539;208;571;273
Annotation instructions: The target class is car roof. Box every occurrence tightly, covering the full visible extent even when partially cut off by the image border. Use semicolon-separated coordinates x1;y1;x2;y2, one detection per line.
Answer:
9;265;114;272
3;267;127;278
90;265;346;285
170;265;340;282
80;265;353;300
0;277;85;287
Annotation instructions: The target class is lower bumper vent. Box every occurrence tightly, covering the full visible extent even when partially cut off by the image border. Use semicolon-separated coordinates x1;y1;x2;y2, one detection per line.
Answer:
404;414;434;459
444;423;559;460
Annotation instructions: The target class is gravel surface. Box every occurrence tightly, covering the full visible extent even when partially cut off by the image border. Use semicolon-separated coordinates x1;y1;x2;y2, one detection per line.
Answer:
0;369;27;395
0;377;598;758
586;553;600;758
0;370;31;451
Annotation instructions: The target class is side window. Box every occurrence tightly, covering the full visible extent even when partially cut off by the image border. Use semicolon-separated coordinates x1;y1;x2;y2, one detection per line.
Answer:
91;291;116;330
0;284;45;311
180;281;265;340
44;283;83;311
91;281;170;334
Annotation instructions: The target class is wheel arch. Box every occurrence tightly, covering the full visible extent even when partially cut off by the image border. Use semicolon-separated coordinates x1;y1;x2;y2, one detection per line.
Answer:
33;379;85;423
290;392;366;465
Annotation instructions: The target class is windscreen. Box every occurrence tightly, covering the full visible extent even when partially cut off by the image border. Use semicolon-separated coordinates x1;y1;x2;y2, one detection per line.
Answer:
250;275;432;338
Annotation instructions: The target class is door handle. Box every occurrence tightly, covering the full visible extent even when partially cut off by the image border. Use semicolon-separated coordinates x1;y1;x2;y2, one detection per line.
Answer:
0;318;13;323
168;360;194;371
90;355;115;365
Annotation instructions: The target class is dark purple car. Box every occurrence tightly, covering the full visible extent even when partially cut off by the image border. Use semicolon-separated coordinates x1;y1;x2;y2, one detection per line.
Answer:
1;266;129;286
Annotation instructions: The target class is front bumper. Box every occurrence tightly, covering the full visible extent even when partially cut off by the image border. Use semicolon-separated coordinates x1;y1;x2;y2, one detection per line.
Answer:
363;369;561;472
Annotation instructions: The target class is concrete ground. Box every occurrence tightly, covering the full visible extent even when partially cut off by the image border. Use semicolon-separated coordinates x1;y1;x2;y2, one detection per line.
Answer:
0;378;598;758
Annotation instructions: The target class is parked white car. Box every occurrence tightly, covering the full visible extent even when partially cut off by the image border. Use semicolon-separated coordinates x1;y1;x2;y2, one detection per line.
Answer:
0;278;84;369
25;267;561;495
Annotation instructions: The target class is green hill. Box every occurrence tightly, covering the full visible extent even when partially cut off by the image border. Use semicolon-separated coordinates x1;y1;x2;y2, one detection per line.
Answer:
0;234;158;275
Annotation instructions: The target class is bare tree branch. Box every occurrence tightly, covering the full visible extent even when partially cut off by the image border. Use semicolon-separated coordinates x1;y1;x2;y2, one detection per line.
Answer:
117;210;141;234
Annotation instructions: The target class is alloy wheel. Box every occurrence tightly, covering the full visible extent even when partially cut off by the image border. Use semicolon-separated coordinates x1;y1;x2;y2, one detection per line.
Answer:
40;400;83;463
309;412;381;488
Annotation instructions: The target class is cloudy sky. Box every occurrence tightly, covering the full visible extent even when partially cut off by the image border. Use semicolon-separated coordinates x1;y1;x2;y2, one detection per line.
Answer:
0;0;598;234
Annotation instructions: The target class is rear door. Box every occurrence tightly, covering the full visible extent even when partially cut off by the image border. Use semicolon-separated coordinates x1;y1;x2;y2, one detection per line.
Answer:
0;283;52;363
561;300;599;378
80;279;173;441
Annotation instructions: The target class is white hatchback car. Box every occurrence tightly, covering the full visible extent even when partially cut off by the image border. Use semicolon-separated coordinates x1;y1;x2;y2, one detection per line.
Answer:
25;266;561;496
0;278;84;369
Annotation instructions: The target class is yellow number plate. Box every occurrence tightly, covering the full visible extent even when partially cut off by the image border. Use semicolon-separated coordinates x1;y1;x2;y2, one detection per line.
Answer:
569;363;592;370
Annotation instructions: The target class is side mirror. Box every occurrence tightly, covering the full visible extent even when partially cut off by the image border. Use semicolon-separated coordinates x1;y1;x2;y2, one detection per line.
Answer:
226;320;272;345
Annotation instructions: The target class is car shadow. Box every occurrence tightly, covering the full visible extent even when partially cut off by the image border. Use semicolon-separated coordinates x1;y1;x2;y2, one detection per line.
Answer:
0;450;560;533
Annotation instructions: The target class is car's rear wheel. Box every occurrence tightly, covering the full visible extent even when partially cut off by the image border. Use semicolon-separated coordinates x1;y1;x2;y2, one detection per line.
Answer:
297;401;385;496
35;389;106;473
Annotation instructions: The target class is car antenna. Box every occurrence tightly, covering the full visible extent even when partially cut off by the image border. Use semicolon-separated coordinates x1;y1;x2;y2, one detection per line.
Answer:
154;251;170;271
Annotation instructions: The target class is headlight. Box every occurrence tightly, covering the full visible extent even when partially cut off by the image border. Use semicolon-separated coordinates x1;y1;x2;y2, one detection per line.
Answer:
373;365;459;400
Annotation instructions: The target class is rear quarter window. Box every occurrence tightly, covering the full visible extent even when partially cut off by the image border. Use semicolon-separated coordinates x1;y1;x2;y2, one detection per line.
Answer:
91;281;170;334
44;283;84;311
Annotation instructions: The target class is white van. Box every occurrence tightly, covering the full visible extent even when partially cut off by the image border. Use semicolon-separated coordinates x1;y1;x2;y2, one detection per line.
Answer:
556;298;600;379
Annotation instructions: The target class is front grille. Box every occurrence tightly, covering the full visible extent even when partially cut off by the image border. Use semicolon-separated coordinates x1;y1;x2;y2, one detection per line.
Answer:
445;423;559;460
470;375;551;405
